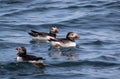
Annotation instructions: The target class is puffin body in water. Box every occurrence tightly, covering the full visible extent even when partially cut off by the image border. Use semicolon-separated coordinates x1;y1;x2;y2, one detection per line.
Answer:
28;27;58;42
16;47;46;67
49;32;80;48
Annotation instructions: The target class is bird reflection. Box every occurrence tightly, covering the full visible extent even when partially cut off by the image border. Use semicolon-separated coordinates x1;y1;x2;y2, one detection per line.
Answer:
48;47;62;58
63;52;79;61
48;47;79;61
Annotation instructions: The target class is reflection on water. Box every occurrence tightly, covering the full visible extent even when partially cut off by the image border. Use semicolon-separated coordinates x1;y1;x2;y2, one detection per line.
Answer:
63;52;79;61
48;47;79;61
48;47;62;58
0;0;120;79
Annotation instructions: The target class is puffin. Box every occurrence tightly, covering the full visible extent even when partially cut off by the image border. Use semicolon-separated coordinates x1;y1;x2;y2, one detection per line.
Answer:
28;27;59;42
16;46;46;67
49;32;80;48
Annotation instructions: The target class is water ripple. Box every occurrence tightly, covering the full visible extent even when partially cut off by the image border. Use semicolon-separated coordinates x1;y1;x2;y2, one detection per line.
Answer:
0;0;120;79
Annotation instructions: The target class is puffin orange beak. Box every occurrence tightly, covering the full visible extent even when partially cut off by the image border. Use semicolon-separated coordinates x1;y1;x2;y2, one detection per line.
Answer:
75;34;80;39
54;29;59;33
16;48;18;50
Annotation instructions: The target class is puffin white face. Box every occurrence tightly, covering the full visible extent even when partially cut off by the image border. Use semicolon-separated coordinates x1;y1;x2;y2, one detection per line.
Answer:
16;47;26;53
68;32;80;39
51;27;59;33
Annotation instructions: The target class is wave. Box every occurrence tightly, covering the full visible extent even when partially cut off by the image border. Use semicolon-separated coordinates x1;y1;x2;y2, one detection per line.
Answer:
81;40;112;46
103;1;120;9
1;59;119;71
0;42;29;49
49;60;120;67
0;60;119;78
1;7;46;17
0;0;32;4
0;62;45;72
96;55;117;61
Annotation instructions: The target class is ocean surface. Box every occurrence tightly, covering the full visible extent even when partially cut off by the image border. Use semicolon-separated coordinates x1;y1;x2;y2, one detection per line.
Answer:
0;0;120;79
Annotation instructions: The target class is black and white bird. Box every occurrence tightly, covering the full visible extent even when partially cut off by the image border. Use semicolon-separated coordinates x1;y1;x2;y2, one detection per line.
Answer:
28;27;59;42
49;32;80;48
16;47;45;67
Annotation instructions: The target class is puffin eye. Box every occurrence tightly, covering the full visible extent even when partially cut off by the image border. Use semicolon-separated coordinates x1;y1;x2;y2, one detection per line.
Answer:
51;28;54;30
71;33;74;36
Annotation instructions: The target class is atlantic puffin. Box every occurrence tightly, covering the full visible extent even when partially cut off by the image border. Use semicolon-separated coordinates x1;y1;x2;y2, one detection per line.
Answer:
16;47;46;67
49;32;80;48
28;27;58;42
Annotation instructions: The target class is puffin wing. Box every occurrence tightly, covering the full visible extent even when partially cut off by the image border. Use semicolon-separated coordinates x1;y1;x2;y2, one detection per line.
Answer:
57;38;71;43
28;30;49;37
49;38;69;43
31;30;39;33
26;55;45;61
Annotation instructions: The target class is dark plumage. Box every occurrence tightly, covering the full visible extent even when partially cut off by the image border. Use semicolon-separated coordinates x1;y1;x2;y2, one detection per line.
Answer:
49;32;80;48
16;47;45;63
17;53;45;61
28;27;59;42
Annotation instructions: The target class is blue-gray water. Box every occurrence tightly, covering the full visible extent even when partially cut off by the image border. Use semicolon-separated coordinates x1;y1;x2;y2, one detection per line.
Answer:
0;0;120;79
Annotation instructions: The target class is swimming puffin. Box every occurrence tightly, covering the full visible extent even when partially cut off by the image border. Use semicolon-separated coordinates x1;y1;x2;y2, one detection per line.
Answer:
28;27;58;42
49;32;80;48
16;46;46;67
